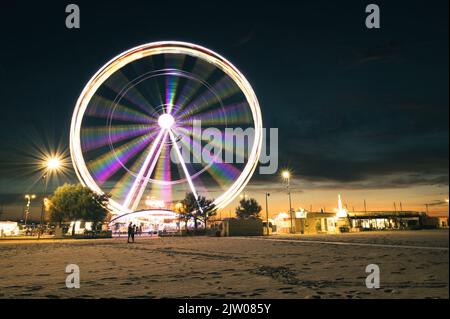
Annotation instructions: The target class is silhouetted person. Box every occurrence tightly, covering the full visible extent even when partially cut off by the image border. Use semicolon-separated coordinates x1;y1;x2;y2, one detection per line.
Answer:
131;224;136;242
127;222;134;243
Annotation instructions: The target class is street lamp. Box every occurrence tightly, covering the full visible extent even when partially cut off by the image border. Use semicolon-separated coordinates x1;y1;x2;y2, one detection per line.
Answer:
265;193;270;236
38;156;62;239
240;193;249;200
24;194;36;228
281;170;294;233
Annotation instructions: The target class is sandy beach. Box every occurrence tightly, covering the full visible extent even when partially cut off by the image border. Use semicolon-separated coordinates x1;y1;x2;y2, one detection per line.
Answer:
0;230;448;299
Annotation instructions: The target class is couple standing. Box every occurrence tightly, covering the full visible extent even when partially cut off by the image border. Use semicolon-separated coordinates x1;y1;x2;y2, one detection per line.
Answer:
127;222;136;243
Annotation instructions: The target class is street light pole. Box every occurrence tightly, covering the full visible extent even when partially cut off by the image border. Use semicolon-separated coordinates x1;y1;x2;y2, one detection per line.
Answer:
265;193;270;236
37;156;62;240
24;194;36;228
288;184;293;233
282;171;294;234
38;174;49;240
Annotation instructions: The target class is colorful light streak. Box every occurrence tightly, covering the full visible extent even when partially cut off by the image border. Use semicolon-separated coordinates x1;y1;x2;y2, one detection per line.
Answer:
176;75;240;120
104;70;157;116
88;131;157;184
81;124;155;151
86;95;156;124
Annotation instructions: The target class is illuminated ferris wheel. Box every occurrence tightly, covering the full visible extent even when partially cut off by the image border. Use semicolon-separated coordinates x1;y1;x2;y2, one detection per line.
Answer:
70;41;262;214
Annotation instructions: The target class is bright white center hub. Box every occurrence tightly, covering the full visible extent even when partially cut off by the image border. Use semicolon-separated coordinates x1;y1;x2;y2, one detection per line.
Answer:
158;113;175;129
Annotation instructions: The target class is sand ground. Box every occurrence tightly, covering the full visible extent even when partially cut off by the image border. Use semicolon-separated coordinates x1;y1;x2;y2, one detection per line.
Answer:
0;230;448;299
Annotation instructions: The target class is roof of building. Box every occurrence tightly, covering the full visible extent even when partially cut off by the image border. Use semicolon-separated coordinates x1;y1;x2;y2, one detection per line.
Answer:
347;211;425;218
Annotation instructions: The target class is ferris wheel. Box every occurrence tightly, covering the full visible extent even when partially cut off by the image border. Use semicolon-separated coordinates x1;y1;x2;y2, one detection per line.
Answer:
70;41;262;214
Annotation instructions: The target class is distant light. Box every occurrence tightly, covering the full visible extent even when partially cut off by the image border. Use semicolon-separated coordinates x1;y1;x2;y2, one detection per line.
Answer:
281;170;290;179
158;113;175;129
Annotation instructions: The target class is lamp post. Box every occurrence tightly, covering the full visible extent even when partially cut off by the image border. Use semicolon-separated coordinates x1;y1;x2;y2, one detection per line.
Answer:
240;193;249;200
38;157;61;239
282;170;294;233
265;193;270;236
24;194;36;228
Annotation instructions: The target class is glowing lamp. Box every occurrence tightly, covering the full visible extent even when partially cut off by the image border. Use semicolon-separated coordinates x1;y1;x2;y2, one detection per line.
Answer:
47;158;61;170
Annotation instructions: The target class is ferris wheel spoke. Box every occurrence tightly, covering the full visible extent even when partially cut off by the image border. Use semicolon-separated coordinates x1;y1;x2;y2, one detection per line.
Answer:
169;130;201;206
164;74;179;114
130;130;169;211
123;129;166;210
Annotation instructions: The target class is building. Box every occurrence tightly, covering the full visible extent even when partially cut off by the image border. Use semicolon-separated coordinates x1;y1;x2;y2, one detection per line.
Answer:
0;221;20;237
219;218;263;236
421;215;449;229
348;211;424;230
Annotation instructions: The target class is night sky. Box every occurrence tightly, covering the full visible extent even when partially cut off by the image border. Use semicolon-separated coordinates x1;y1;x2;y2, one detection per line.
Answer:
0;0;448;219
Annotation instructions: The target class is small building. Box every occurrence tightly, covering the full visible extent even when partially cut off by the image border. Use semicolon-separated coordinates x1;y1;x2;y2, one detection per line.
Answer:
219;218;263;236
0;221;20;237
348;211;424;230
272;211;349;234
295;212;343;234
421;216;449;229
437;217;449;228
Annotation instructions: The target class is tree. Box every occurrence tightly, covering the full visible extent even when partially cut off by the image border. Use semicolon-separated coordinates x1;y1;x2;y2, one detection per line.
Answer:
179;192;216;231
196;196;217;230
235;197;262;219
50;183;110;235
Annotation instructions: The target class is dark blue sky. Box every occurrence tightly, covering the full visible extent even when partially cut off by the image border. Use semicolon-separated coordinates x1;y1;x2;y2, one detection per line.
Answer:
0;0;448;216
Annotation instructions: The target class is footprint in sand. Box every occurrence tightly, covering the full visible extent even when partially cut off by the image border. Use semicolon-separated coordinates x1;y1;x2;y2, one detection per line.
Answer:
27;285;43;292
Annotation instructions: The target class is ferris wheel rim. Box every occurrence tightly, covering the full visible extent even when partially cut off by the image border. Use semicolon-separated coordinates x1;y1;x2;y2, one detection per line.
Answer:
70;41;263;214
